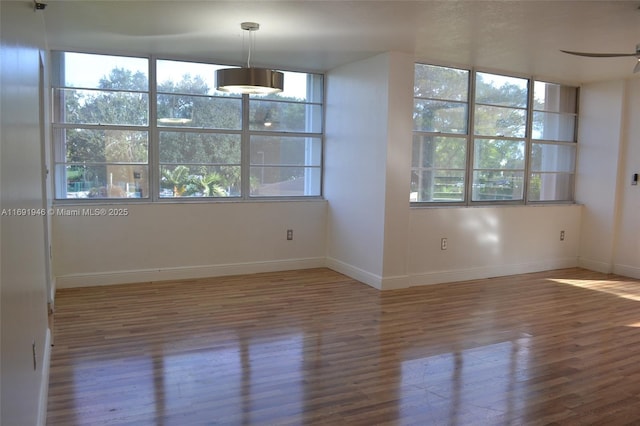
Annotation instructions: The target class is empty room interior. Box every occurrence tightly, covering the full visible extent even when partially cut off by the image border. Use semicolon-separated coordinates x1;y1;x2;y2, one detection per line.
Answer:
3;0;640;424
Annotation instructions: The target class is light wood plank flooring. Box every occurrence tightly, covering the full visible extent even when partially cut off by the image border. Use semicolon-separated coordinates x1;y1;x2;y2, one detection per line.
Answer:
47;268;640;425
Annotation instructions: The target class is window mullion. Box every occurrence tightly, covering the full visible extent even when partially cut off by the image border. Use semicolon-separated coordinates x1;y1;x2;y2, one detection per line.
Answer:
466;69;477;205
523;78;534;204
241;94;251;199
149;56;159;202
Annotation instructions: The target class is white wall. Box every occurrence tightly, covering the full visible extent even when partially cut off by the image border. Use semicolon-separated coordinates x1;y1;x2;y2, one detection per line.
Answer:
408;205;582;285
325;52;583;289
0;1;51;425
324;53;391;287
53;201;327;287
575;80;625;273
380;52;414;287
611;78;640;278
49;48;633;301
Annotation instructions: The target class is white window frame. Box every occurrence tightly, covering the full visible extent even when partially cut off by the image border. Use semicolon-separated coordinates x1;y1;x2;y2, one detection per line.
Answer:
411;63;578;207
52;51;324;203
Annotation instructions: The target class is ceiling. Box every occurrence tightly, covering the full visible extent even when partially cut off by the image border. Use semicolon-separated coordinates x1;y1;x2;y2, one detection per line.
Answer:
39;0;640;84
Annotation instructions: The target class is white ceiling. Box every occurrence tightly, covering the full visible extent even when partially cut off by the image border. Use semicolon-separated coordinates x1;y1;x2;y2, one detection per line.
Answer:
40;0;640;84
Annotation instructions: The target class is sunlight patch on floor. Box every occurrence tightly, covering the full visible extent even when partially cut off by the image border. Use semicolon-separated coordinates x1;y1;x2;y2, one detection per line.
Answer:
548;278;640;302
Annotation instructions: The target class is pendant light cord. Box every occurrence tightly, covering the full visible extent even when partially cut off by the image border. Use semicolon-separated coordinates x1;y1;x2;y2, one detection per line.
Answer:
247;29;252;68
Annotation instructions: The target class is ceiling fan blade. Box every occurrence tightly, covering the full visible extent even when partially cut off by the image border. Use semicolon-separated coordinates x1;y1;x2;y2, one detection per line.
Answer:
634;60;640;74
560;50;638;58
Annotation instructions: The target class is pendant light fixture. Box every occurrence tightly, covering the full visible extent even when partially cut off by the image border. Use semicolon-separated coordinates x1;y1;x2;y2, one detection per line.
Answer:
216;22;284;95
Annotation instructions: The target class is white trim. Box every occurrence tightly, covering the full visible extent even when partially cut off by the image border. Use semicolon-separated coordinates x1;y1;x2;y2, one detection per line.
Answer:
56;257;325;288
410;257;579;287
56;256;590;290
49;276;56;311
325;257;382;290
613;263;640;279
578;257;613;274
37;328;52;426
380;275;411;290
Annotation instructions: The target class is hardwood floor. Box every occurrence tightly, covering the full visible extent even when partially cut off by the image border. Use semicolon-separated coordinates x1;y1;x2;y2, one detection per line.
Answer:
47;268;640;425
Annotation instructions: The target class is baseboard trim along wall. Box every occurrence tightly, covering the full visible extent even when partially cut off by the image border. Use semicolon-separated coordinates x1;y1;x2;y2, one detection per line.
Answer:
37;328;52;426
613;263;640;280
578;257;613;274
325;257;383;290
56;257;326;288
327;257;579;290
410;257;580;287
57;256;584;290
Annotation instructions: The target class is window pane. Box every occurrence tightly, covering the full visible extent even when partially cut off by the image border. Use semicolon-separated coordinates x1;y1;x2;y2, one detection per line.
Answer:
157;94;241;130
54;89;148;126
413;100;468;133
157;60;234;96
412;135;466;168
250;136;321;167
528;172;574;202
411;169;465;202
474;105;526;137
52;52;148;89
530;143;576;173
414;64;469;101
57;164;149;199
159;132;241;164
249;72;323;103
533;82;577;113
58;128;148;163
250;167;321;196
474;139;525;169
475;72;528;107
472;171;524;201
160;165;240;198
532;111;575;141
249;100;322;133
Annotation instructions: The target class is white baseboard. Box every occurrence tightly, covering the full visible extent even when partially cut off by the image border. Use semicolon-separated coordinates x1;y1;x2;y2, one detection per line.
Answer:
57;256;584;290
381;274;411;290
56;257;326;288
578;257;613;274
325;257;382;290
613;263;640;279
410;257;579;287
37;328;52;426
325;257;579;290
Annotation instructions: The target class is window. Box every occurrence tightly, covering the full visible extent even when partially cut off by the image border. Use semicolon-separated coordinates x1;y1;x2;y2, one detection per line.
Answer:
472;72;528;202
248;73;323;196
411;64;578;205
52;52;150;199
411;64;469;202
52;52;324;201
529;82;577;202
156;60;242;198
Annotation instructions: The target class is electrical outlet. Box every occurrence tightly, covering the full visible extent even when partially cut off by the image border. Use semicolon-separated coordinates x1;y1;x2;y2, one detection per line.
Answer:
441;237;447;250
286;229;293;240
560;230;565;241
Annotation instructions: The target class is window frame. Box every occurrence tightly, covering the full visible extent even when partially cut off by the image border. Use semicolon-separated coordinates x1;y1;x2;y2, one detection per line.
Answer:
411;63;579;207
246;84;324;198
51;51;151;201
51;51;325;204
411;63;471;204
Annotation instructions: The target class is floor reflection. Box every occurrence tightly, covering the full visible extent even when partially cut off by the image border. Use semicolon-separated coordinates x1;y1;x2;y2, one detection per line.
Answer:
399;339;530;425
47;268;640;425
